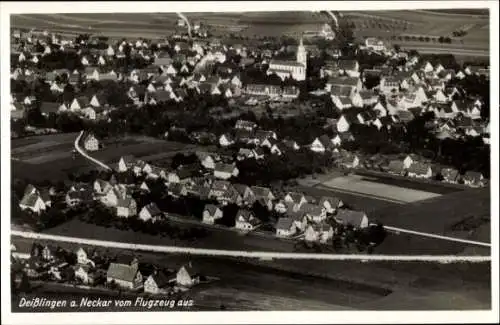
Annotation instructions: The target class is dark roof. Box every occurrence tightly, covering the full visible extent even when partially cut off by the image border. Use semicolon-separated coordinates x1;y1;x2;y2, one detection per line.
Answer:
335;209;367;227
276;217;294;230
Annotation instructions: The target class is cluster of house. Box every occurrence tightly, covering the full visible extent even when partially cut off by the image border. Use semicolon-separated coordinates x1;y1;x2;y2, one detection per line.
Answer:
319;57;489;141
11;241;202;294
203;189;369;243
10;28;315;122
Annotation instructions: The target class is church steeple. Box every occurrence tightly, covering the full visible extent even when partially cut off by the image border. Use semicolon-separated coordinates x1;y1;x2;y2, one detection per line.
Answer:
296;37;307;67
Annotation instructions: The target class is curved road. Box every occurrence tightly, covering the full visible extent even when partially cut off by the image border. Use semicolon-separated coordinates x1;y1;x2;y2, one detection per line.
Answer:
74;131;112;171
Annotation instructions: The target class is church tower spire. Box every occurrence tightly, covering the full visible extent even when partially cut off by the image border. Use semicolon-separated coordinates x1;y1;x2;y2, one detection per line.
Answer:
296;36;307;68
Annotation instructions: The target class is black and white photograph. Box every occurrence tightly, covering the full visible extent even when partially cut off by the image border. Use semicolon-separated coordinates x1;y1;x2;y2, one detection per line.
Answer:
1;1;498;324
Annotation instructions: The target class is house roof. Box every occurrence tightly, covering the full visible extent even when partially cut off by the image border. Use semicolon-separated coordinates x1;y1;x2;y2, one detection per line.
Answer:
19;192;41;208
251;186;272;198
107;263;139;282
141;202;161;216
441;168;459;181
276;217;294;230
319;196;341;207
299;203;323;216
148;271;170;288
204;204;220;216
463;171;483;182
237;209;255;221
335;209;367;227
387;160;405;173
327;76;360;87
408;162;431;175
286;192;304;203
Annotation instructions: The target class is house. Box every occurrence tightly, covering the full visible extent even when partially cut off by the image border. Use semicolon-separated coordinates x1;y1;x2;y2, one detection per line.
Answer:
318;196;343;214
219;186;243;206
302;223;321;242
310;136;331;153
176;264;199;287
403;155;417;169
82;133;99;152
202;204;223;225
387;160;406;176
19;192;46;214
234;210;260;231
359;90;378;106
117;155;136;172
300;203;327;223
407;162;433;179
275;217;296;237
233;184;256;205
196;152;217;170
219;133;235;147
335;210;369;229
106;262;143;289
93;179;112;196
11;240;34;260
336;115;351;133
168;182;188;198
235;119;257;131
440;168;460;184
251;186;275;202
116;198;137;217
462;171;485;187
209;180;231;199
76;247;89;265
65;188;93;207
74;264;95;285
338;59;360;77
213;163;239;180
365;37;385;51
339;154;360;169
237;148;255;161
138;203;162;222
284;192;307;208
144;271;170;294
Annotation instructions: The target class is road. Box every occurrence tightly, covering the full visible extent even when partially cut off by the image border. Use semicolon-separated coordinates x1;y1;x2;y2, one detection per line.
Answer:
11;230;490;263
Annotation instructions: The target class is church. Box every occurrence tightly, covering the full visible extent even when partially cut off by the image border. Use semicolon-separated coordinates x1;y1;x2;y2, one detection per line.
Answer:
267;38;307;81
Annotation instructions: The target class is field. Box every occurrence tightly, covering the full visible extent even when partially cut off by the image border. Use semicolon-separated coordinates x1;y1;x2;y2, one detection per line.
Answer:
10;133;208;182
10;11;328;39
344;10;489;50
11;234;491;311
371;187;491;235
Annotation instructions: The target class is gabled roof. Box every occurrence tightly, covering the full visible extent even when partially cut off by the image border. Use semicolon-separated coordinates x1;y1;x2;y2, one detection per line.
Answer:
107;262;139;282
204;204;221;216
141;202;161;216
335;209;367;227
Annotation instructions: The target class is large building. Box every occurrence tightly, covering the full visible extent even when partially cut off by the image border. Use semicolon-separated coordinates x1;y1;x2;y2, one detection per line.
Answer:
267;38;307;81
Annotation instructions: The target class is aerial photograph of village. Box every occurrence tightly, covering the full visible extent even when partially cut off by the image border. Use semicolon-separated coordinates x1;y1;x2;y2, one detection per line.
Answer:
6;6;493;314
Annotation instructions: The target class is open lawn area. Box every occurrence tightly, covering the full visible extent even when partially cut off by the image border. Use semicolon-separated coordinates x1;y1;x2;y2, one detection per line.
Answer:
370;187;490;235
